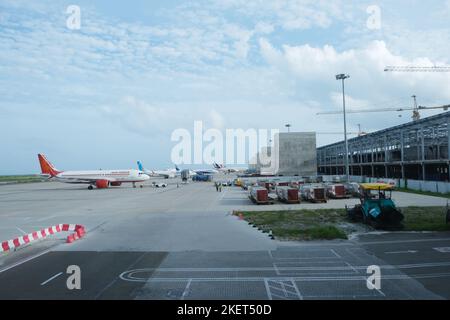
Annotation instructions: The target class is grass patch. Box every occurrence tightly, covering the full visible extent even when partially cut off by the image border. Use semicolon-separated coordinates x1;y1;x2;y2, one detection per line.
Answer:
235;209;349;241
0;175;43;183
235;205;450;241
402;206;450;231
396;187;450;199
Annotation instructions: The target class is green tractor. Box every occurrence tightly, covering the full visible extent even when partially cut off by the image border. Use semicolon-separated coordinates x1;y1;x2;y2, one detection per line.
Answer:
347;183;404;230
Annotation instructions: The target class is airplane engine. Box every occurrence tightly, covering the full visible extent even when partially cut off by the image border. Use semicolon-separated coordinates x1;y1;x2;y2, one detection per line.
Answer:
110;182;122;187
96;180;109;189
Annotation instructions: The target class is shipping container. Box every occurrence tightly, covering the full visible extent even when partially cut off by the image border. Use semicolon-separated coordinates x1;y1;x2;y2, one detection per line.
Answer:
249;186;270;204
276;186;300;204
326;184;349;199
300;184;327;203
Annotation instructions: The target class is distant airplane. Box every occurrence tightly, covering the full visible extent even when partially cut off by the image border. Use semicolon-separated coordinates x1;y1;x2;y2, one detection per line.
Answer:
213;162;246;174
191;167;218;175
137;161;180;179
38;154;149;190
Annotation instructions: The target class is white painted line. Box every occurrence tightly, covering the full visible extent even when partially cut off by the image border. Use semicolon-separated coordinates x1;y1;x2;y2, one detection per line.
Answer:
361;238;450;245
36;215;58;222
264;278;273;300
291;278;303;300
345;262;359;274
16;227;27;235
181;279;192;300
123;272;450;283
40;272;63;286
330;249;342;259
123;262;450;276
433;247;450;253
0;249;51;274
385;250;418;254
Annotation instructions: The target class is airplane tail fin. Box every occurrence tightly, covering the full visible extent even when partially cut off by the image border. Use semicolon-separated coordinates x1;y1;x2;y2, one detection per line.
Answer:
38;154;61;177
137;161;144;171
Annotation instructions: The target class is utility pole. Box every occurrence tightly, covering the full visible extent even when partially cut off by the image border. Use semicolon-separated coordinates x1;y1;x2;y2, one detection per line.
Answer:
336;74;350;182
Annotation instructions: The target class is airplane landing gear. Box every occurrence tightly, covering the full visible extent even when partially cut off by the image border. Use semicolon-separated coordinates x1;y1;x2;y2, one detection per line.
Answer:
88;185;94;190
133;182;136;188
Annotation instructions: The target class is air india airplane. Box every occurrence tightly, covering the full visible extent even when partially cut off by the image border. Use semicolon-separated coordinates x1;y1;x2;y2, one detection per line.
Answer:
38;154;149;189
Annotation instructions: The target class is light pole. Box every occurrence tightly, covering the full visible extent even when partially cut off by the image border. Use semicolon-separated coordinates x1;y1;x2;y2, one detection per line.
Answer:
285;124;291;133
336;74;350;182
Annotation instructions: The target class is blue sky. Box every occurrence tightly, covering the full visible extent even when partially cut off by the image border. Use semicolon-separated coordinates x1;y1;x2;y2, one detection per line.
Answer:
1;0;449;174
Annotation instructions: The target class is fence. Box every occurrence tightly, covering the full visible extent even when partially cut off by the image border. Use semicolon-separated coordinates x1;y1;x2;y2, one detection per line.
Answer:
321;175;450;194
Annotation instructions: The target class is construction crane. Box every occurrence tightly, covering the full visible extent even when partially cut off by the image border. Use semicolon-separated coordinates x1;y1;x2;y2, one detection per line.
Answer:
317;125;367;136
317;96;450;121
384;66;450;72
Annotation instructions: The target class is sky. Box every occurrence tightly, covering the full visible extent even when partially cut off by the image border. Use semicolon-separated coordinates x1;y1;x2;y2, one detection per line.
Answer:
0;0;449;174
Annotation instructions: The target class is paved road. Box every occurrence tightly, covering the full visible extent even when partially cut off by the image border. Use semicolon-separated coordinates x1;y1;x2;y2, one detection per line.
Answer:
0;179;449;299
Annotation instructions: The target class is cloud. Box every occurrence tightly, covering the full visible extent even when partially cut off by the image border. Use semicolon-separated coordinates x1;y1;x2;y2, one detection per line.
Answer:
259;38;450;103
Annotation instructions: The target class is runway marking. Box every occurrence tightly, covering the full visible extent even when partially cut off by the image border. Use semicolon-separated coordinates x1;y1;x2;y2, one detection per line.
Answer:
120;273;450;283
359;237;450;245
181;279;192;300
0;249;51;274
385;250;418;254
330;249;342;259
94;252;147;300
40;272;63;286
36;215;59;222
265;279;302;300
345;262;359;274
121;261;450;274
16;227;27;235
433;247;450;253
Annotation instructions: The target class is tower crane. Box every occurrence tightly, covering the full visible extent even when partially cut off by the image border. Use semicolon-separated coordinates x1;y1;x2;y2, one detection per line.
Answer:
384;66;450;72
316;96;450;121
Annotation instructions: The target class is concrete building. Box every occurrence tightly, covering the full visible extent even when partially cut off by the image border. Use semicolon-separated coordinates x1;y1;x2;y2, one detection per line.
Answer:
257;146;273;175
317;111;450;181
272;132;317;176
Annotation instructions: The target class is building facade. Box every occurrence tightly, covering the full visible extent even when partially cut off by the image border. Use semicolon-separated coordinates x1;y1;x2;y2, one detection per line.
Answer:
317;112;450;181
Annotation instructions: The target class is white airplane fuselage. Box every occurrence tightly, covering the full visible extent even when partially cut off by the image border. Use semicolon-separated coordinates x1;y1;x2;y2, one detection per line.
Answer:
54;169;149;184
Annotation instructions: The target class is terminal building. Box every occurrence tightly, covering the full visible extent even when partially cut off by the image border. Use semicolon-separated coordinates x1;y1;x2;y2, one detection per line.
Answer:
317;112;450;181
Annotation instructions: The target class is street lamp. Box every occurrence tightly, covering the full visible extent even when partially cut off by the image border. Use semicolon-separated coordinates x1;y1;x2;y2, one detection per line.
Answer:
285;124;291;133
336;74;350;182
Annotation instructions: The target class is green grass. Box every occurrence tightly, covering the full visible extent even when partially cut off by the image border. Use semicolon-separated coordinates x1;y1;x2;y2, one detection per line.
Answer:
396;187;450;199
0;175;43;183
235;206;450;241
235;209;348;241
402;206;450;231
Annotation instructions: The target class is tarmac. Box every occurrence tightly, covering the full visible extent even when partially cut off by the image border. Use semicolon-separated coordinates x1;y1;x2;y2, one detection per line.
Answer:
0;178;449;299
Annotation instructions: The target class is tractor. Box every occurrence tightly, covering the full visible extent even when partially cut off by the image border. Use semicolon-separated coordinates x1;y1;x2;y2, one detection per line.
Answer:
347;183;404;230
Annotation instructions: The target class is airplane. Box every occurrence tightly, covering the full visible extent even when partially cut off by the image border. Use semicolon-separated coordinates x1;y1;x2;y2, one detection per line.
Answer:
137;161;180;179
190;167;218;175
38;154;149;190
213;162;246;174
